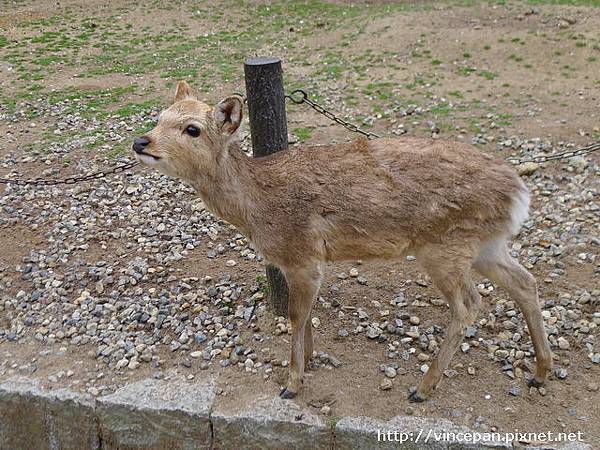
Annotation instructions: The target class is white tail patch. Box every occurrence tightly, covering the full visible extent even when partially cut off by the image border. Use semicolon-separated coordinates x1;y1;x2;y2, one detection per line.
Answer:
508;187;530;235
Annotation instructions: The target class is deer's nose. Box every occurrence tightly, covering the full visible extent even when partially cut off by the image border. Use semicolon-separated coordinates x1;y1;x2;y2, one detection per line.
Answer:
132;136;150;154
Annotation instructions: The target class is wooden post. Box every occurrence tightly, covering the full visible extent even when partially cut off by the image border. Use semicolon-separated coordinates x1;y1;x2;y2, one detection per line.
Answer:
244;56;290;317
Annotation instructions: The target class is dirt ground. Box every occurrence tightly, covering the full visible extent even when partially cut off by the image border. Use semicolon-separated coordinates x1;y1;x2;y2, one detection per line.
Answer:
1;0;599;447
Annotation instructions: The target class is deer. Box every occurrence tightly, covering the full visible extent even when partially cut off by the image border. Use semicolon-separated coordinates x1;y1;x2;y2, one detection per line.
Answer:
131;80;553;402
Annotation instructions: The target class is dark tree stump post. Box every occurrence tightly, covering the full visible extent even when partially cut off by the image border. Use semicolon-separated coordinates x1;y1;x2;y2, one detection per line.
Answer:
244;56;290;317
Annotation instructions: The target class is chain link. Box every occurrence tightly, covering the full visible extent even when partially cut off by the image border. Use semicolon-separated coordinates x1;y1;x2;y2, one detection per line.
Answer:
285;89;380;140
285;88;600;166
0;160;139;187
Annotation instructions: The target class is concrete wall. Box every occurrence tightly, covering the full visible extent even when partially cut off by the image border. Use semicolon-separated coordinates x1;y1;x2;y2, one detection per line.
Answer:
0;377;590;450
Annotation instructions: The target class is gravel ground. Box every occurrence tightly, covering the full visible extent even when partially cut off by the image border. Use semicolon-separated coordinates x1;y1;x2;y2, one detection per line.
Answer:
1;89;598;403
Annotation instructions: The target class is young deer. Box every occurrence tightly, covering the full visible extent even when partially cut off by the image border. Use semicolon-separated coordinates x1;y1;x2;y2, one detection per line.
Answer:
132;81;553;401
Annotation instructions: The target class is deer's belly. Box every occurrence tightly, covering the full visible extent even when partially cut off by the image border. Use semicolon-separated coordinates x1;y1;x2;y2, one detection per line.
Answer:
322;232;411;262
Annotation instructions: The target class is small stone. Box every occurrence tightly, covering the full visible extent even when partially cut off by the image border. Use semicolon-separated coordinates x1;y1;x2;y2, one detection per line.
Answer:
349;268;359;277
311;317;321;328
366;326;380;339
384;367;397;378
517;162;539;176
127;359;140;370
320;405;331;416
465;326;477;338
357;276;368;285
409;316;420;325
417;353;430;362
338;329;349;337
557;337;570;350
190;351;203;358
116;358;129;370
586;382;598;392
554;367;568;379
88;387;100;396
328;356;342;368
508;384;521;396
495;349;509;359
225;260;237;267
444;369;458;378
379;379;393;391
460;343;470;353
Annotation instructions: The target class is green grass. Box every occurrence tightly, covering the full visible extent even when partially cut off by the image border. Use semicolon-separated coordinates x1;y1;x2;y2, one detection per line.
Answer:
3;0;600;166
255;275;269;296
293;127;313;142
479;70;499;80
457;66;477;76
528;0;600;5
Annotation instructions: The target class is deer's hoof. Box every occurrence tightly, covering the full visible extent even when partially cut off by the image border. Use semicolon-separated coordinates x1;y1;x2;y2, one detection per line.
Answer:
279;387;297;399
527;377;545;388
408;389;427;403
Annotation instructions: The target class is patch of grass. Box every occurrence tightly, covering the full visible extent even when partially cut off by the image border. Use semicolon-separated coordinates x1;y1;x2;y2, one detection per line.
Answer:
328;416;340;430
255;275;269;296
429;102;452;115
528;0;600;5
105;144;127;159
293;127;313;142
457;66;477;76
28;83;44;92
479;70;498;80
362;81;395;100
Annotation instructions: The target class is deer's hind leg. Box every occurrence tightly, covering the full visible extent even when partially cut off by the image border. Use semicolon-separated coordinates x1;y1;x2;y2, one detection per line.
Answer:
304;313;314;369
473;238;553;386
410;244;481;402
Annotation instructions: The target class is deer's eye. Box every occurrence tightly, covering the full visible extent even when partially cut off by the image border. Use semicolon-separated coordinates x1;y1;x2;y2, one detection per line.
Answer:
185;125;200;137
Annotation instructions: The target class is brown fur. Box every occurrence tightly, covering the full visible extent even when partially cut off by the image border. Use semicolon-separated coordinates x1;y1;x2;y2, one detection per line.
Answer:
133;81;553;401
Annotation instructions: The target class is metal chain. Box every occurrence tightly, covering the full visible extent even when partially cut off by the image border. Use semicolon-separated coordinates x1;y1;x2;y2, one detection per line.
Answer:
285;89;380;140
285;88;600;166
504;141;600;165
0;160;139;186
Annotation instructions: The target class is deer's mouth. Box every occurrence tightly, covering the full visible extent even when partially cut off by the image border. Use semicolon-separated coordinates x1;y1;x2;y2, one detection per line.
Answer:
137;150;160;160
134;151;162;164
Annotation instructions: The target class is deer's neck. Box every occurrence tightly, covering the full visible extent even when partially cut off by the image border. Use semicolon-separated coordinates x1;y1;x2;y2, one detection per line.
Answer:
190;143;260;235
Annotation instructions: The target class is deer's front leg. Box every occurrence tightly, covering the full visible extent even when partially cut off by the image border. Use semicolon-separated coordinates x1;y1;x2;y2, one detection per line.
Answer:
279;262;323;399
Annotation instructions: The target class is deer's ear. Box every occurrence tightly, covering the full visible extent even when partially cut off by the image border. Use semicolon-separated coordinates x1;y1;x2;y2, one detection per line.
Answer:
213;96;243;135
174;80;197;102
